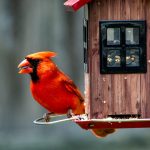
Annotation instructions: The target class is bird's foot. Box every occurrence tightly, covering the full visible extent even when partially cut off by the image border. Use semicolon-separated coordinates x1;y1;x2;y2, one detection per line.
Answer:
67;109;74;118
43;112;54;122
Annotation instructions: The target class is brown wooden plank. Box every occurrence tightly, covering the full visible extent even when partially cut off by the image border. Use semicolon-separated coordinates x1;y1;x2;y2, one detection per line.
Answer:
88;0;102;118
120;0;131;114
109;0;123;115
130;0;146;116
121;0;131;114
98;0;110;118
138;0;146;118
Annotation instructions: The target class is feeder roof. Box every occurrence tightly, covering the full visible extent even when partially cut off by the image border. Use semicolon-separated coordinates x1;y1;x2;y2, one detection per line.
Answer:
64;0;92;11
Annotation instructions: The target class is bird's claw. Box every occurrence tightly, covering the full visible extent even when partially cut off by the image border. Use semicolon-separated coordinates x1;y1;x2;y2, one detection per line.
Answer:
67;109;74;118
43;112;54;122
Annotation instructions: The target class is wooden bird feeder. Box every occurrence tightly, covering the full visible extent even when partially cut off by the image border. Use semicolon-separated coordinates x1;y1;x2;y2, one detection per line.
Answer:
64;0;150;130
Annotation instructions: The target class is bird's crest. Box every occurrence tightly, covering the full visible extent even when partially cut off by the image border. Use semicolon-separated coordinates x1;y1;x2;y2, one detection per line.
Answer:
26;51;57;59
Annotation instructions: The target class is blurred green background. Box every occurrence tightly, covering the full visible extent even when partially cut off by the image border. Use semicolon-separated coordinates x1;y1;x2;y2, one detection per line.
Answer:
0;0;150;149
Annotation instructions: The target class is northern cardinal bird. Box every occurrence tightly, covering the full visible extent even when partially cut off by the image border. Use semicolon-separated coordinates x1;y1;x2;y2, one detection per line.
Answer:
18;51;115;137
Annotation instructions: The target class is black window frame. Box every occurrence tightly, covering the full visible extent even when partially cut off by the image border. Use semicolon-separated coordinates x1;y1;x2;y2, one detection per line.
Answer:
100;20;147;74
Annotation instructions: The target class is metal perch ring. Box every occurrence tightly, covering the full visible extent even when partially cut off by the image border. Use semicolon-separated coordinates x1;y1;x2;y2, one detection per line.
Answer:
33;114;88;125
34;114;75;125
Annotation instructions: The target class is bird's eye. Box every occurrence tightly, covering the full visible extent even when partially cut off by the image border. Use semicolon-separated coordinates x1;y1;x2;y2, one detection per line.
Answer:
31;59;40;65
34;59;40;62
26;58;40;67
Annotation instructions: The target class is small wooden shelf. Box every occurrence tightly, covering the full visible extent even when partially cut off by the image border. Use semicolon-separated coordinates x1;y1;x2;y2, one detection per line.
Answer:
75;118;150;129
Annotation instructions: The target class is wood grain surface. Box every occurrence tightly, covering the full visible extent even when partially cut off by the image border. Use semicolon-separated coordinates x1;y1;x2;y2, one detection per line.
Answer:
87;0;150;119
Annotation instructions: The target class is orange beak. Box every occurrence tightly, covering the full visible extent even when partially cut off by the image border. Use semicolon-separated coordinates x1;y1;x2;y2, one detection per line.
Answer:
18;59;33;74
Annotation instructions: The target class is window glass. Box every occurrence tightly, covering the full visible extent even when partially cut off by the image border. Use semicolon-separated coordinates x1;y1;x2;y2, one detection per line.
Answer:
126;28;139;45
126;49;139;67
107;50;121;67
107;28;120;45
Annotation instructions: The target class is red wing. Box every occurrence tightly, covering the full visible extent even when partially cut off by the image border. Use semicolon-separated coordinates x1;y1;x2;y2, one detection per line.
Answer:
63;79;84;103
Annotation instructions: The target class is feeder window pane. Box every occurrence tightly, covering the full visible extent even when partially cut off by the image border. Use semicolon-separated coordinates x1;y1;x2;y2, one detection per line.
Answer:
107;28;120;45
107;50;121;67
100;20;146;74
126;49;140;67
126;28;139;45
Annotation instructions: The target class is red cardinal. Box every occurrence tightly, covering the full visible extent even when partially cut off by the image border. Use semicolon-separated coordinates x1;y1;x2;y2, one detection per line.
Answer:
18;51;115;137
